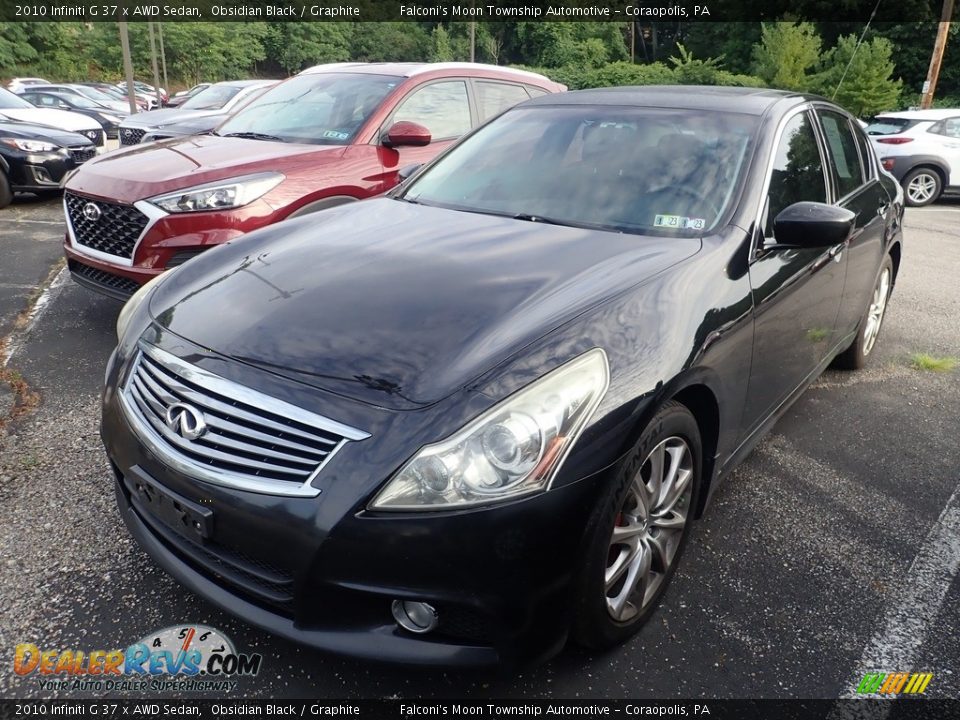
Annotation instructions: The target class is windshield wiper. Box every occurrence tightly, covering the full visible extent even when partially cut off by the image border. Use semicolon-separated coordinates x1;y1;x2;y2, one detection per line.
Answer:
221;131;285;142
511;212;567;226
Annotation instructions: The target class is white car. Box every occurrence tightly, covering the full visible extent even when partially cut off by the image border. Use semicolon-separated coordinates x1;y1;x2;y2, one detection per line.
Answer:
117;80;275;145
0;88;105;148
6;77;50;94
866;108;960;206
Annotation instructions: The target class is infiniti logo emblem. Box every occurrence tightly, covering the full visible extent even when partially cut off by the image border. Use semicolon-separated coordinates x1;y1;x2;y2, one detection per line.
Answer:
165;403;207;441
82;202;102;222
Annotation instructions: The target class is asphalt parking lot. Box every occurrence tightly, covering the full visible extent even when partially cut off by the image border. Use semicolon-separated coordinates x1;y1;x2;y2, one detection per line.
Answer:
0;194;958;701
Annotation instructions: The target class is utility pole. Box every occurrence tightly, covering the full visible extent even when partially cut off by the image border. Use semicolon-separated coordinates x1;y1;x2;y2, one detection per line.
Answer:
469;22;476;62
921;0;955;109
118;21;137;114
147;22;162;107
157;22;168;92
630;22;635;63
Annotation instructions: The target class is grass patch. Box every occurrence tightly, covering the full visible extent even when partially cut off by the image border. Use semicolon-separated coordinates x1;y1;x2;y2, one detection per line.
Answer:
910;353;958;372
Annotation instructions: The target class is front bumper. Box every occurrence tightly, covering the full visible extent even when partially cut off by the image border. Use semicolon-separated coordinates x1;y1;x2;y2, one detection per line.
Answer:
63;194;275;298
101;346;607;666
6;150;81;191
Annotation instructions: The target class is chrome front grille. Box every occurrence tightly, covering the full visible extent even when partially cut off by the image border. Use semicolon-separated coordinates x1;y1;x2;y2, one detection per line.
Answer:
120;127;146;145
64;192;149;259
121;343;369;496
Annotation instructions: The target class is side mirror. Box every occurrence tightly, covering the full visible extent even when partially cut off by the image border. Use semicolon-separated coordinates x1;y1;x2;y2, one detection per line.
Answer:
398;163;422;182
383;121;431;148
773;202;856;248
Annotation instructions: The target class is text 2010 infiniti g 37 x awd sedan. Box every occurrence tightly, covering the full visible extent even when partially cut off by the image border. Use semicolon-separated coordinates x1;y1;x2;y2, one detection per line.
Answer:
101;87;903;667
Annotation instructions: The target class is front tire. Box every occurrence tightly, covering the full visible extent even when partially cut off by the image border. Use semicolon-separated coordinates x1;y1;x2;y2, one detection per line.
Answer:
902;167;941;207
573;401;702;649
0;170;12;209
832;255;894;370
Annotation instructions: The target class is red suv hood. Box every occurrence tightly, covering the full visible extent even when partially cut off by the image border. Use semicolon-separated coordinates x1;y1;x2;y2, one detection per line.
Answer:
66;135;346;204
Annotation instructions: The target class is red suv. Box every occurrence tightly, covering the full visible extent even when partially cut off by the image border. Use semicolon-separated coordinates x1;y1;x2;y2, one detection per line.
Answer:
63;63;564;298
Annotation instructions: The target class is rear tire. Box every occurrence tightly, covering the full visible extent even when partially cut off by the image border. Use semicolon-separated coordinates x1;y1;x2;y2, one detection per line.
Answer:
902;167;941;207
832;255;894;370
572;401;701;650
0;170;12;209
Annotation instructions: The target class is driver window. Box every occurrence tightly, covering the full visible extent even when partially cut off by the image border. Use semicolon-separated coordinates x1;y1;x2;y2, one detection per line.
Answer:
764;112;828;238
392;81;471;141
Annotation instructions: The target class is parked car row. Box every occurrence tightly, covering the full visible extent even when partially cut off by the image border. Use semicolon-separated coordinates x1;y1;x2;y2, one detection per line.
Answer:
62;62;564;297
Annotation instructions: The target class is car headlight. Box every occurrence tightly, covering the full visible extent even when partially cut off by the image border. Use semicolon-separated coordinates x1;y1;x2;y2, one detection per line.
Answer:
370;349;609;511
0;138;60;152
116;270;171;342
147;172;284;213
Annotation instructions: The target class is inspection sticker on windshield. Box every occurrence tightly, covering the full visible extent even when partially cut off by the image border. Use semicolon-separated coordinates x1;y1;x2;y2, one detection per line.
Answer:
654;214;706;230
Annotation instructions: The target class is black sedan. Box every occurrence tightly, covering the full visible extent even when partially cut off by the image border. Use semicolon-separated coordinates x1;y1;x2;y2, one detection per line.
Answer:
101;87;903;666
19;90;126;139
0;120;95;207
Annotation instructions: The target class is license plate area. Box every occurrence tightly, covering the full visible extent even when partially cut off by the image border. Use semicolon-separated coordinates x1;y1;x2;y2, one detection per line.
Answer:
124;465;213;541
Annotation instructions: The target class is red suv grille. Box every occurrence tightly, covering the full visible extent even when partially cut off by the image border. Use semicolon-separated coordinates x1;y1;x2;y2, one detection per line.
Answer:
65;192;149;260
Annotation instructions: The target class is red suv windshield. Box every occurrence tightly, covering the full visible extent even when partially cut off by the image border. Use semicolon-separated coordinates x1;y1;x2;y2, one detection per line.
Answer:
216;72;400;145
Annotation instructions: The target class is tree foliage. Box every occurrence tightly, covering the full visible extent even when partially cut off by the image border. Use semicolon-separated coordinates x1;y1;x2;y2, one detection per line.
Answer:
814;34;903;117
751;21;822;90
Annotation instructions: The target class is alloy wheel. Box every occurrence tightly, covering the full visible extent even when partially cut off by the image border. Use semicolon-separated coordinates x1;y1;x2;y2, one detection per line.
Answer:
605;436;693;622
906;172;937;205
863;267;891;356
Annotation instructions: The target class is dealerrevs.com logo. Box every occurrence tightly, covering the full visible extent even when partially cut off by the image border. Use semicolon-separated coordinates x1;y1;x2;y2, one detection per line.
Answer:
856;672;935;695
14;625;262;692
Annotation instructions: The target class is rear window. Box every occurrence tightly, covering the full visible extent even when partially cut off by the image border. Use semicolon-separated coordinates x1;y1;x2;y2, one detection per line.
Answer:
865;117;918;136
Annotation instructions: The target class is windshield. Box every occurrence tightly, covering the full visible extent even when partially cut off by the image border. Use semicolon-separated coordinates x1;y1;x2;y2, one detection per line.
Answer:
0;88;34;109
401;105;759;236
53;93;100;109
74;86;118;104
182;84;242;111
217;73;399;145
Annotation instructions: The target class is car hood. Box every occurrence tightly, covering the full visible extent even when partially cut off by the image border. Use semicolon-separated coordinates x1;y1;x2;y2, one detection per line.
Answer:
0;120;92;147
123;107;220;128
65;135;346;202
152;114;225;135
149;199;701;411
0;108;100;132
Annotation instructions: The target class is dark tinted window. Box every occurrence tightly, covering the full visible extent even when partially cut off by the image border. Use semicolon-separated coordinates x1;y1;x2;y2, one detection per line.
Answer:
476;81;529;122
393;80;471;139
852;124;875;179
765;112;827;237
819;110;864;198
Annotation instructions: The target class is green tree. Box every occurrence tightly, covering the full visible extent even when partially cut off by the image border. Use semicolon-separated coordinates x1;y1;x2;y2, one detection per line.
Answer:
669;43;725;84
430;25;455;62
351;23;430;62
267;23;352;75
814;35;903;117
751;21;821;91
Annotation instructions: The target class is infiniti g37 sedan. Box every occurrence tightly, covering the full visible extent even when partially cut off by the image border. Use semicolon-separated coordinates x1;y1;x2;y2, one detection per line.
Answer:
102;87;903;667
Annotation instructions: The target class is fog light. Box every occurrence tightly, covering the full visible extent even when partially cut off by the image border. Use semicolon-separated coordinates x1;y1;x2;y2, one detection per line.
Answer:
391;600;438;634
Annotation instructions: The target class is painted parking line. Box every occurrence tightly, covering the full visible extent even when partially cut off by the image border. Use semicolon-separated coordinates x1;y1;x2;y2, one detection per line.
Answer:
0;266;69;368
828;483;960;716
0;218;63;225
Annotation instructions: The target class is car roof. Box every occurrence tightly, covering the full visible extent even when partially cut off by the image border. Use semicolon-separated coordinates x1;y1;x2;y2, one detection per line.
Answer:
521;85;812;115
209;79;275;88
299;61;556;85
875;109;959;120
